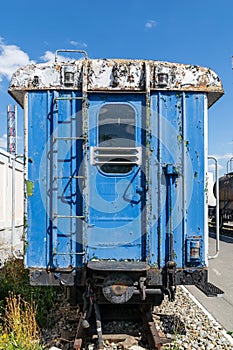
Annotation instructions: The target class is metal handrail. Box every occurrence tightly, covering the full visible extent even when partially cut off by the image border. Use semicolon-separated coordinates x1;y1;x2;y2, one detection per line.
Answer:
55;49;88;62
226;157;233;174
208;156;219;259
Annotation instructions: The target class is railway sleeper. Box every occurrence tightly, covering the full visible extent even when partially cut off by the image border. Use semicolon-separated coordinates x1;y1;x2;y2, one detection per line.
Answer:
142;310;172;350
74;299;172;350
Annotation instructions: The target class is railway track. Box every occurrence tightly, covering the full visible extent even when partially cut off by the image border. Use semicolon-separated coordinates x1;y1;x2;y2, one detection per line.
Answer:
42;286;233;350
72;305;171;350
141;309;171;350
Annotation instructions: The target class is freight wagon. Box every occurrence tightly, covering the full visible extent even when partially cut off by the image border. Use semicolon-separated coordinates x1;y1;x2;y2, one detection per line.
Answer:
211;171;233;228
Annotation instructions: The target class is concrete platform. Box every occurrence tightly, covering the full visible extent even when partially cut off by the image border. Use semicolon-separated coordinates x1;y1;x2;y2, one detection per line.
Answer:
186;236;233;332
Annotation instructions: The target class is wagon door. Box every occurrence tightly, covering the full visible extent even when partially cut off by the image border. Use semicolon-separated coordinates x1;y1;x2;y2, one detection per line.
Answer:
86;94;146;261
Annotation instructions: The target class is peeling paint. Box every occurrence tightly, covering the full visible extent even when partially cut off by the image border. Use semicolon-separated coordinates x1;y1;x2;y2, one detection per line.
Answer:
9;58;223;108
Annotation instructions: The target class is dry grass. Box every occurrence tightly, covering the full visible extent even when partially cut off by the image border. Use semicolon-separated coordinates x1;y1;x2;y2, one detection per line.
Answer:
0;293;43;350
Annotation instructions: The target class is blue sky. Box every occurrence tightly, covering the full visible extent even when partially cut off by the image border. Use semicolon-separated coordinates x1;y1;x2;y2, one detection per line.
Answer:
0;0;232;176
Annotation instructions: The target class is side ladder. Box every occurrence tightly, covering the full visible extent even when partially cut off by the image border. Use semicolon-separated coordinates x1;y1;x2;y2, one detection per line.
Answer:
48;62;88;267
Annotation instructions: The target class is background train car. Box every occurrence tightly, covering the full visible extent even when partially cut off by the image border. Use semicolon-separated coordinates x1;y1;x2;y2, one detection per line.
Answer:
8;51;224;308
0;149;24;266
212;171;233;228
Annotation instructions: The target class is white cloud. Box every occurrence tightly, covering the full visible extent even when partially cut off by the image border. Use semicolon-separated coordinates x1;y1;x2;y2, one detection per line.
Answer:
0;134;23;153
208;152;233;176
40;50;55;63
0;38;34;82
145;20;157;29
40;50;71;63
0;38;89;76
211;152;233;161
208;163;224;171
70;40;87;48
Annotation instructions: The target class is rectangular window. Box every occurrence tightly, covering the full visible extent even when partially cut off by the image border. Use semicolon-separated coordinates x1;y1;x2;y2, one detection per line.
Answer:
90;103;141;173
98;103;135;147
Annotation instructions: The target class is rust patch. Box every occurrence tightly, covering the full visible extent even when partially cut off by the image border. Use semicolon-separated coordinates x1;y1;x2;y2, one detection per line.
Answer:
9;57;224;108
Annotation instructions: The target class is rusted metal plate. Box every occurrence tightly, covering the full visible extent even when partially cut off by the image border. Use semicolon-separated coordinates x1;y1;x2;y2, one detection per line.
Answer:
87;260;150;271
88;59;145;90
102;273;134;304
9;58;223;108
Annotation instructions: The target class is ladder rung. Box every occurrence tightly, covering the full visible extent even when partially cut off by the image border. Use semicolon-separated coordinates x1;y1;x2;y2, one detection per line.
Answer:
54;176;86;180
53;252;86;256
54;214;85;219
54;97;85;101
53;136;86;142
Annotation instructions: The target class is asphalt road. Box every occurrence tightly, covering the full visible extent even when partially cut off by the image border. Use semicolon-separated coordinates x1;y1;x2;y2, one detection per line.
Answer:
186;235;233;332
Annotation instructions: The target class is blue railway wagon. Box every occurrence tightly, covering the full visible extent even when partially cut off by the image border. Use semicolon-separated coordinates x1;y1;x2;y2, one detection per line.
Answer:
9;51;223;305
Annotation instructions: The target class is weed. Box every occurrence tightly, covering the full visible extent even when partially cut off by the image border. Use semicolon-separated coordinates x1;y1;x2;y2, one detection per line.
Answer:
0;293;43;350
0;259;60;328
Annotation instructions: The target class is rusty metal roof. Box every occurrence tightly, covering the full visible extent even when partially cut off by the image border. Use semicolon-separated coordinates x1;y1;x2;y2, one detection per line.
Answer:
9;58;224;108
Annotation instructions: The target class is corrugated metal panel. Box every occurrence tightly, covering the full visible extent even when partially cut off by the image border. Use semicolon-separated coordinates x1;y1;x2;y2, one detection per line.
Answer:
26;91;84;269
24;90;209;270
0;150;24;265
148;92;207;268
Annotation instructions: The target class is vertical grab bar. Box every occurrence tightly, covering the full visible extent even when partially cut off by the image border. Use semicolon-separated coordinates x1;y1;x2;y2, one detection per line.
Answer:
208;156;219;259
164;164;179;263
226;156;233;174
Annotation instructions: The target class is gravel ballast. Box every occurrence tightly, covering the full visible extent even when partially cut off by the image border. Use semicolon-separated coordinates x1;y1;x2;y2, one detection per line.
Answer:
45;286;233;349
